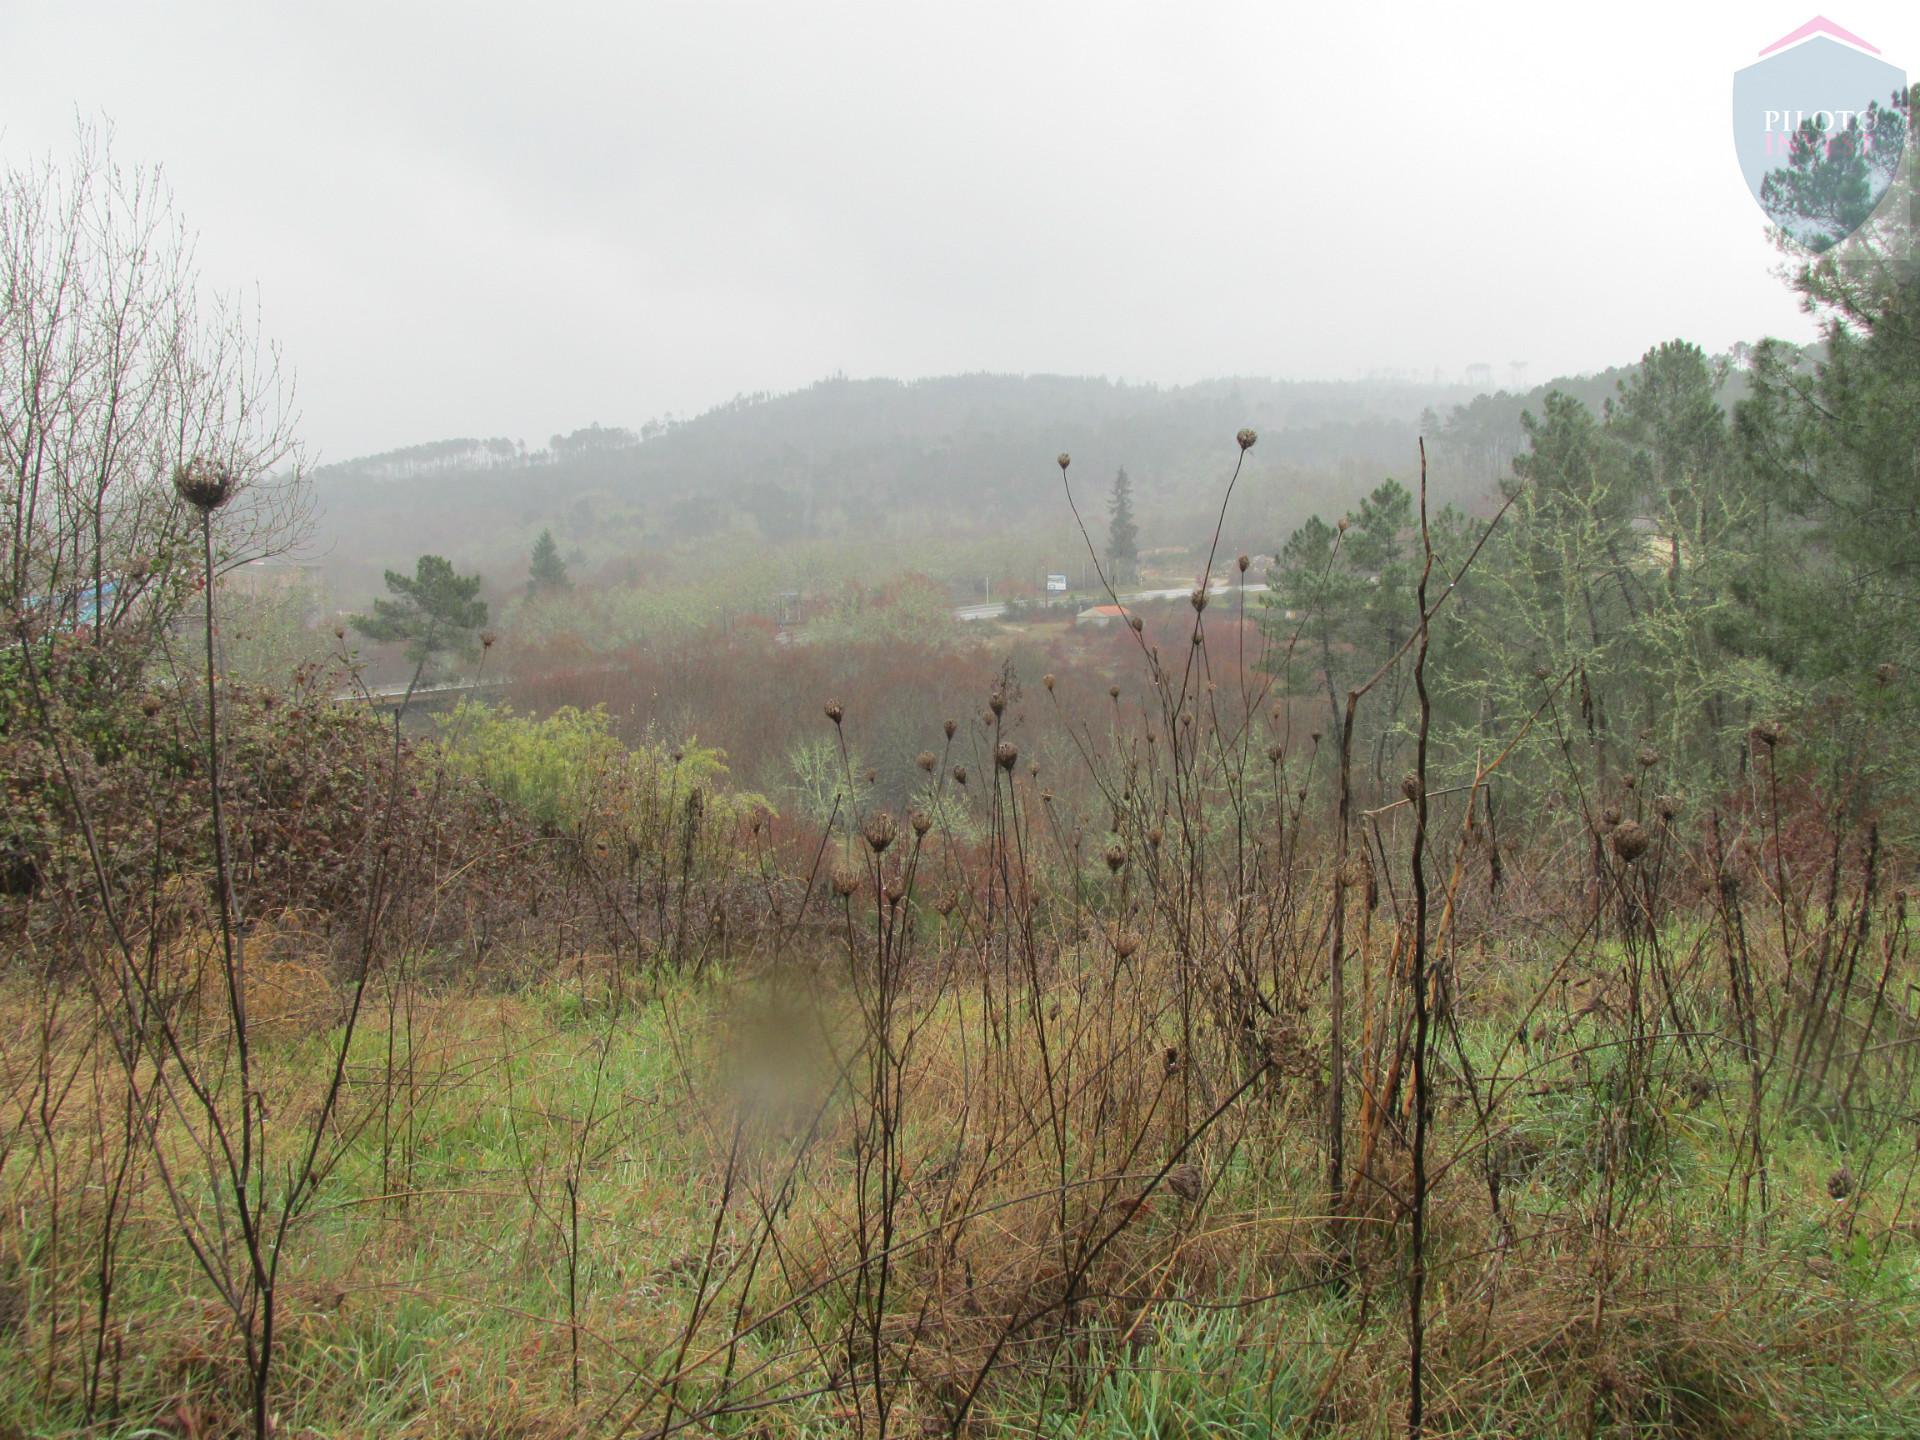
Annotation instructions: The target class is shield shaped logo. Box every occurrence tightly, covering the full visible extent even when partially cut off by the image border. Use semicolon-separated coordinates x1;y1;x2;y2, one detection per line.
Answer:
1732;18;1908;251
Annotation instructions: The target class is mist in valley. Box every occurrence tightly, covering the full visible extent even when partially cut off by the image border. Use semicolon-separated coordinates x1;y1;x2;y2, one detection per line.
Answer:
5;4;1920;1437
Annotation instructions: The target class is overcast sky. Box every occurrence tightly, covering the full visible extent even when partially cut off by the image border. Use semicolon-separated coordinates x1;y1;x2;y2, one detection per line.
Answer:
5;1;1915;460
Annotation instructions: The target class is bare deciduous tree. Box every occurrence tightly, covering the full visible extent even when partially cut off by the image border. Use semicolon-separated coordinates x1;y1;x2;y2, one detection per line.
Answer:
1;119;308;650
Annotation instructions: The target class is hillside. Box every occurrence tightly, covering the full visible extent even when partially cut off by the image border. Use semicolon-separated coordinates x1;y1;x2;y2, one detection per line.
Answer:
304;371;1512;602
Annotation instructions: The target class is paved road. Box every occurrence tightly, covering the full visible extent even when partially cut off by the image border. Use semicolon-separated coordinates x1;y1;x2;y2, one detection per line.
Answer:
340;676;511;707
955;580;1270;622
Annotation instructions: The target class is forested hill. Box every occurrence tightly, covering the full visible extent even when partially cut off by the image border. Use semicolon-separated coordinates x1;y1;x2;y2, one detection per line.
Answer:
304;364;1714;600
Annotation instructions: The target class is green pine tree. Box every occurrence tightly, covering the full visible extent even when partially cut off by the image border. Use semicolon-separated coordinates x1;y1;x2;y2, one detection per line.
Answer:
351;554;489;686
528;529;571;597
1107;468;1140;583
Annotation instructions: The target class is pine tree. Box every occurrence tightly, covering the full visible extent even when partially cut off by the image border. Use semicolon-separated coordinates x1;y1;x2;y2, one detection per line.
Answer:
528;529;571;597
351;554;488;683
1106;468;1139;583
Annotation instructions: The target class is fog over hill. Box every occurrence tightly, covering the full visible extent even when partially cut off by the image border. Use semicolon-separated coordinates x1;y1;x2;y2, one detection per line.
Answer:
304;360;1717;604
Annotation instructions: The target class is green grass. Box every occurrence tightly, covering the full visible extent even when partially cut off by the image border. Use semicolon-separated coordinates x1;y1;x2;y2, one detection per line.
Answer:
4;960;1920;1438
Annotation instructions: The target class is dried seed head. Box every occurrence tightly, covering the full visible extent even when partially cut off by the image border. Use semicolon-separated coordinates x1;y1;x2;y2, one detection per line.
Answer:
910;808;932;836
1104;841;1127;873
952;764;968;785
1750;720;1783;747
1401;773;1421;803
884;873;907;905
1655;793;1682;821
139;692;163;717
1112;930;1140;959
1828;1164;1854;1200
917;750;936;772
1599;805;1622;831
334;627;346;641
1237;553;1250;572
1146;826;1163;848
1336;516;1349;532
1166;1163;1202;1200
1109;684;1121;699
1190;587;1209;613
1028;760;1040;776
172;457;237;512
1532;664;1552;681
1236;427;1258;452
988;689;1006;716
935;890;959;916
1043;672;1056;691
1265;741;1283;763
831;866;861;898
480;630;497;650
824;699;844;725
1057;452;1071;471
995;740;1018;770
943;717;957;738
1876;662;1897;686
1128;614;1144;633
1611;819;1650;862
863;811;897;854
1621;773;1637;791
1637;746;1660;768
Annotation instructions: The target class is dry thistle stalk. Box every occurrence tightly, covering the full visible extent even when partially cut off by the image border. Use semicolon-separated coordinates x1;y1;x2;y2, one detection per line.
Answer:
173;457;238;511
1611;820;1650;862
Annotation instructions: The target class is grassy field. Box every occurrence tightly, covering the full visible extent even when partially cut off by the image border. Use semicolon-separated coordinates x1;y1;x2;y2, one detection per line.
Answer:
5;914;1917;1438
